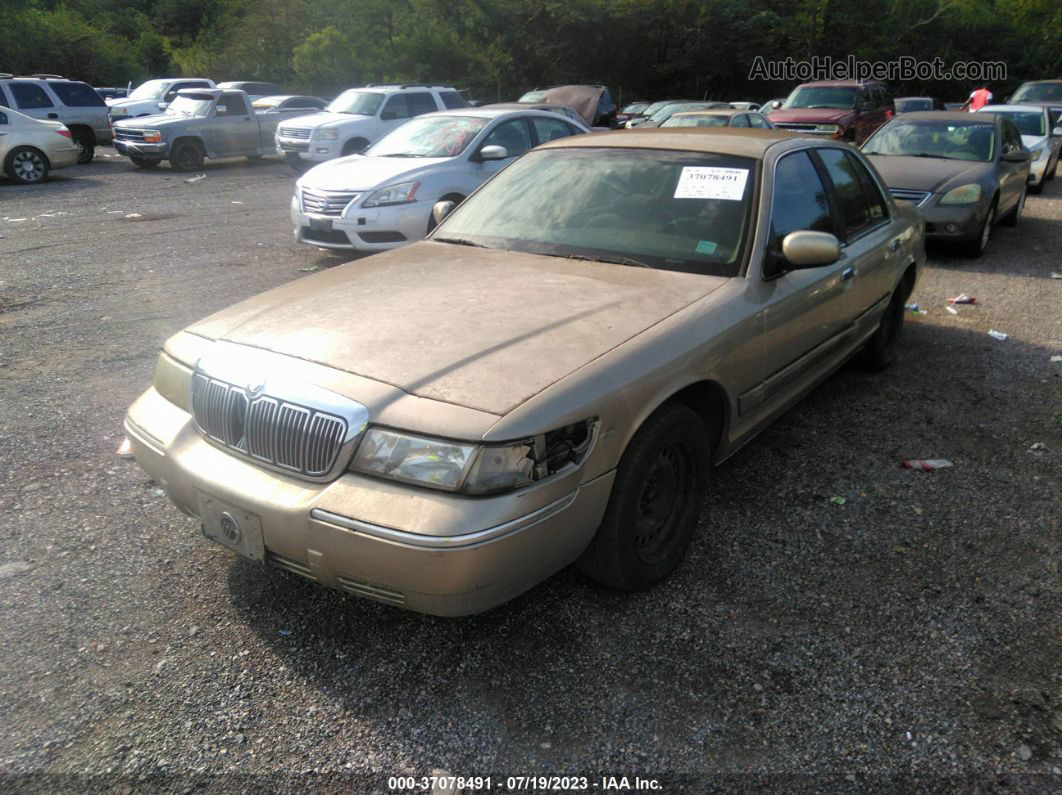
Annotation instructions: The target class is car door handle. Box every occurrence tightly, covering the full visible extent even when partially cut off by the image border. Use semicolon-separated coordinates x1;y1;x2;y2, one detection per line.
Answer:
890;238;901;252
841;267;856;281
47;113;59;119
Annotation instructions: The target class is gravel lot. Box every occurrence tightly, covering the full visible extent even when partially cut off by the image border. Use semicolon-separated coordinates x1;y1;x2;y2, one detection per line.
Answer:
1;150;1059;792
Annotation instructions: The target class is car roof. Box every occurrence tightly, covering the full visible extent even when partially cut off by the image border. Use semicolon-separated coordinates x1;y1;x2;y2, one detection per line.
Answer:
797;80;877;88
485;102;578;111
895;111;998;123
536;127;799;159
980;104;1046;113
176;88;225;98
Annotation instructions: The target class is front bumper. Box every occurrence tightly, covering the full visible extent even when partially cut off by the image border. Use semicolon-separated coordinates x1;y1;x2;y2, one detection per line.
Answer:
920;200;989;241
290;195;428;252
276;138;339;163
113;139;168;158
124;386;613;616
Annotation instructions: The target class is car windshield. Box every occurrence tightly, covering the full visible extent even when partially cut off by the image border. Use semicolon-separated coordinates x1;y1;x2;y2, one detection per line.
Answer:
863;120;996;162
327;90;384;116
166;94;215;117
1012;82;1062;103
651;103;715;122
662;114;729;128
784;87;858;110
367;115;489;158
622;102;649;114
985;110;1045;136
129;80;169;100
434;148;755;277
642;100;683;117
895;98;933;113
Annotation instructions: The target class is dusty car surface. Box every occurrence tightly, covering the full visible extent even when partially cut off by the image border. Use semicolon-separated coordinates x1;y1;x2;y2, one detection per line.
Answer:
863;111;1030;256
125;129;924;616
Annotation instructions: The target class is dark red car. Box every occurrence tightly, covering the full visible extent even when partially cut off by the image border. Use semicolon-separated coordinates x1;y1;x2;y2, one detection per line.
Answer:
768;80;893;144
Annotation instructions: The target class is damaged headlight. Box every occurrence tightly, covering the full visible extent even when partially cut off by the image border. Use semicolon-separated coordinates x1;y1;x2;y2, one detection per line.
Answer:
350;419;596;494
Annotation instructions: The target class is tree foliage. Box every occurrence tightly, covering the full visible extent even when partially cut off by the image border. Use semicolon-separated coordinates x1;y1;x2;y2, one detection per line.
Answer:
0;0;1058;100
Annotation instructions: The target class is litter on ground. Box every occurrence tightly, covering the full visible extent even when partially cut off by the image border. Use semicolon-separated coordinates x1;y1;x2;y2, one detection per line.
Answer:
901;459;954;471
185;174;207;183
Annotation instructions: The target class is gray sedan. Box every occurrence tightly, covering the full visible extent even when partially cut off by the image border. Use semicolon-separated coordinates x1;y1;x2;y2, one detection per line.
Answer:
862;111;1030;257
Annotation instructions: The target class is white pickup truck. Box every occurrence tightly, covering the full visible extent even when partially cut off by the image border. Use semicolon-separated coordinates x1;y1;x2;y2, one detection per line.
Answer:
106;78;215;119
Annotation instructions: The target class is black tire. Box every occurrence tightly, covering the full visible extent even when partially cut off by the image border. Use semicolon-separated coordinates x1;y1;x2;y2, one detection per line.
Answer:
71;129;94;164
962;203;995;258
426;194;464;234
858;281;906;371
169;139;204;172
578;402;710;591
1047;157;1057;180
4;146;49;184
999;186;1026;224
1028;180;1044;195
341;138;369;156
129;156;160;169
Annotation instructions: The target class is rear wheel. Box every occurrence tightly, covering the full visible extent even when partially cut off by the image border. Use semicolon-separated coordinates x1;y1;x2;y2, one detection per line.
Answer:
71;129;95;164
169;139;204;172
4;146;49;184
578;402;710;591
999;185;1026;224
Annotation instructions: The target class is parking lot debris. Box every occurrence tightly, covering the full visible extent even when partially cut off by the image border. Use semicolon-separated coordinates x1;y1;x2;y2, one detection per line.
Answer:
987;330;1008;341
947;293;976;304
901;459;954;471
830;496;847;505
1051;272;1062;279
1050;355;1062;362
904;303;927;315
115;437;134;458
123;213;142;219
231;201;244;204
185;174;207;184
278;629;292;637
1029;442;1047;452
298;265;320;273
945;305;959;315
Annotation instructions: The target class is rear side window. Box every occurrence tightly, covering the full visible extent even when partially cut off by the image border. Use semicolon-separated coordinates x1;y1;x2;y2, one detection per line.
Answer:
817;148;872;239
0;111;8;125
11;83;53;109
439;91;467;110
768;150;835;265
730;114;749;128
48;81;105;107
407;92;437;116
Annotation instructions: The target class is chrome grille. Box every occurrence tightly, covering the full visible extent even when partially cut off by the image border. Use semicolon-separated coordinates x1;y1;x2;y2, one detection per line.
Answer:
278;126;312;139
301;188;361;216
115;128;147;141
191;373;347;478
774;123;819;132
889;188;931;206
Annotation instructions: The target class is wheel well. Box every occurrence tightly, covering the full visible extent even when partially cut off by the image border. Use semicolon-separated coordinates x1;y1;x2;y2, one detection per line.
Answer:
663;381;728;456
901;262;917;299
67;124;95;145
171;136;205;153
342;137;369;154
438;192;465;204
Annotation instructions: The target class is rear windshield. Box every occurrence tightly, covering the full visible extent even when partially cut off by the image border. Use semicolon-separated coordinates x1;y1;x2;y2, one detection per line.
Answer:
434;148;756;278
48;81;105;107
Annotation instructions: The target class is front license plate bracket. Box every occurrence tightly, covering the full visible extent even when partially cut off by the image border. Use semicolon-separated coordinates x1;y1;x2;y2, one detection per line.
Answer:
197;491;265;562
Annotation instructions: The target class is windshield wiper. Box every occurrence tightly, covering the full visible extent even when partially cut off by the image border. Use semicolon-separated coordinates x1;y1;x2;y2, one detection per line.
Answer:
434;237;491;248
563;253;653;268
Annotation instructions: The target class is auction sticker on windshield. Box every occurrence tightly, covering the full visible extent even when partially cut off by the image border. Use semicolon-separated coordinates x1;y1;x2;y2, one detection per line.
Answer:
674;167;749;200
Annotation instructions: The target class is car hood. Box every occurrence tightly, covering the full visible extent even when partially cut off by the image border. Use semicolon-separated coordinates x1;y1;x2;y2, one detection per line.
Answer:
106;97;158;110
299;154;451;191
768;108;853;124
186;241;727;416
866;155;994;194
281;111;364;129
114;113;189;129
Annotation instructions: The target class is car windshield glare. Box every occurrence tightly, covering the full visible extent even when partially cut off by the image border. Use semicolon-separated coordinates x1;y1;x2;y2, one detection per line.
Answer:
785;87;858;110
434;148;755;277
1013;83;1062;103
129;80;168;100
367;116;489;158
327;90;384;116
988;111;1045;136
863;120;996;162
166;95;215;118
664;115;728;128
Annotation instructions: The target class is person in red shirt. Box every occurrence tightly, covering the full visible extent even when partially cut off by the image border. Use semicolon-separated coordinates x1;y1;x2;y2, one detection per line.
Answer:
961;86;993;111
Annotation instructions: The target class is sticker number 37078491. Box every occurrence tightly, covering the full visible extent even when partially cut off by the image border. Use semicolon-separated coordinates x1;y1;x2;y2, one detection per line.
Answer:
674;167;749;201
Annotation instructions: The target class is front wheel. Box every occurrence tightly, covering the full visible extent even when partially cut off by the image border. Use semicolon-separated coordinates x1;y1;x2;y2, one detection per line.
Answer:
999;186;1026;224
858;281;906;371
578;402;710;591
962;203;994;258
169;140;204;172
4;146;49;184
129;156;159;169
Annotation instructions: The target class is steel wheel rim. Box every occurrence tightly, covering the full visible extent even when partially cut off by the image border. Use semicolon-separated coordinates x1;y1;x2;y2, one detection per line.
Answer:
13;151;44;181
633;440;694;564
980;207;993;251
74;137;87;159
175;145;197;170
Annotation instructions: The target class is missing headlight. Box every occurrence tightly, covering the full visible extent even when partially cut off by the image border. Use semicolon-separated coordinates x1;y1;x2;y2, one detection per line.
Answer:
541;420;595;475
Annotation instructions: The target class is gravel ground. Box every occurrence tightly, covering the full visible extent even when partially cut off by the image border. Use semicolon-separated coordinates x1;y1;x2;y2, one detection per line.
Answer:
0;151;1059;792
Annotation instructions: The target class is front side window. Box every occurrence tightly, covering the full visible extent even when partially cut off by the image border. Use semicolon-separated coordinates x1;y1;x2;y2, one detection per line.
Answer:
435;148;756;277
481;118;533;158
219;94;247;116
863;120;996;162
730;114;749;128
987;110;1046;137
768;151;834;267
785;87;858;110
327;90;384;116
367;115;489;158
11;83;53;110
846;151;889;223
818;148;873;239
1001;120;1023;153
748;113;771;129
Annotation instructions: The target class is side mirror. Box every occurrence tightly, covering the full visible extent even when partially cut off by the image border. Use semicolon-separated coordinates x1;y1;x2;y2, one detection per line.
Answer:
782;231;841;268
1002;149;1029;163
432;200;457;226
770;100;783;110
478;144;509;161
157;102;167;110
215;106;227;116
1052;126;1062;137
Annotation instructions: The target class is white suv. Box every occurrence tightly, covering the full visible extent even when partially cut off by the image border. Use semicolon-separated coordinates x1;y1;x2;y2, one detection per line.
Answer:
276;84;467;168
0;76;112;163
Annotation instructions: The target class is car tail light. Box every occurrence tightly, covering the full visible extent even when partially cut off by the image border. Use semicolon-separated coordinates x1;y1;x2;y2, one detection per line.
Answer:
55;127;72;138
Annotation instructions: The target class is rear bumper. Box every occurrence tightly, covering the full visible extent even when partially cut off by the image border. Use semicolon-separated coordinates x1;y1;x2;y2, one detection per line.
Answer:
124;386;613;616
